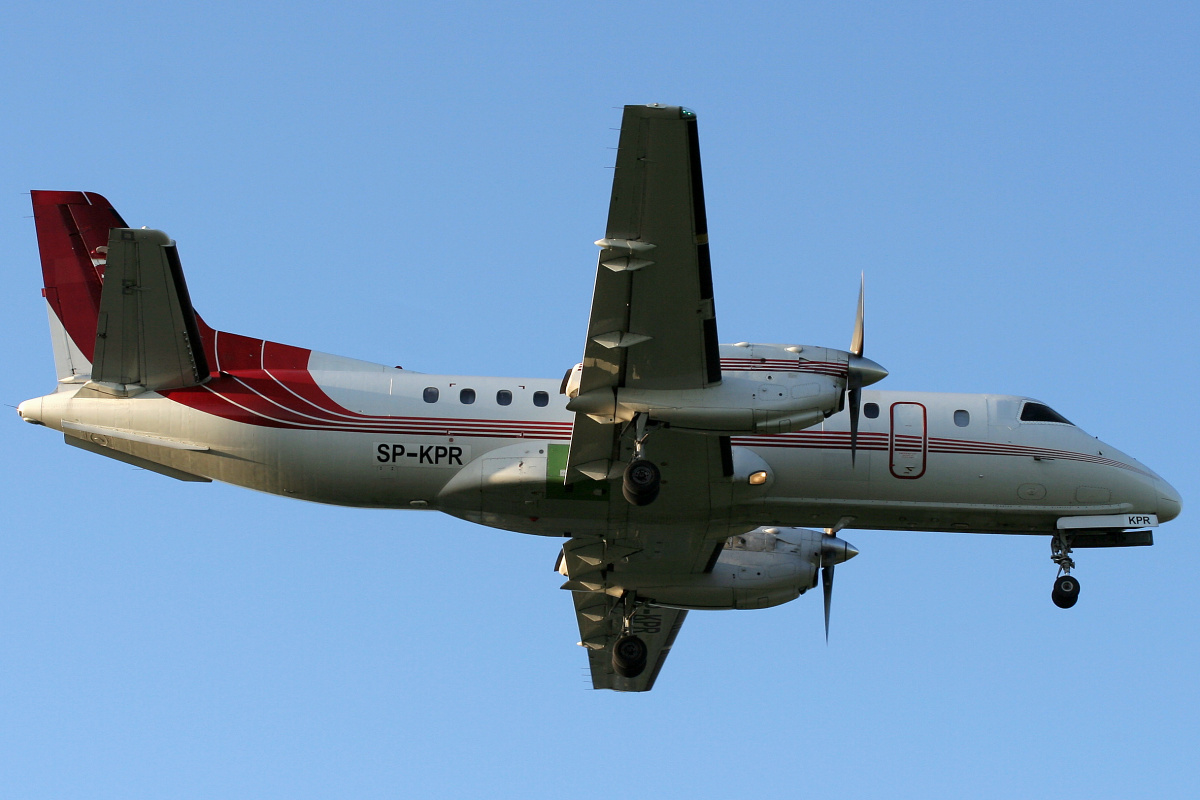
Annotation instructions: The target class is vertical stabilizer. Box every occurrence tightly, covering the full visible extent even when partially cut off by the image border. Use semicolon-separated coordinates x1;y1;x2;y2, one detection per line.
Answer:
31;191;127;381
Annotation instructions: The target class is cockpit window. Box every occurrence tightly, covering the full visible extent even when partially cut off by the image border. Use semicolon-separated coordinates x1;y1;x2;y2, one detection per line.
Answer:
1020;402;1073;425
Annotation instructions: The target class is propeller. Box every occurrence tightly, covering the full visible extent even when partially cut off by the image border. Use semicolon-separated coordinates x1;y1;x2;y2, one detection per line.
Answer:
846;275;888;465
822;559;835;642
818;526;860;641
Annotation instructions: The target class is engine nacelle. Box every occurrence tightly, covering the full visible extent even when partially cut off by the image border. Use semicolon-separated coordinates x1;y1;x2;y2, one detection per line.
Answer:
605;526;858;611
565;343;849;435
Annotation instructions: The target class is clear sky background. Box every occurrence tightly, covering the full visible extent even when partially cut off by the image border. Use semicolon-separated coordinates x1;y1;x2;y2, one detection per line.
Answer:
3;2;1197;798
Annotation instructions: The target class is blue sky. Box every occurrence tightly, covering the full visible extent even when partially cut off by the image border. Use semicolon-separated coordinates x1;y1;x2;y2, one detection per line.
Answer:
3;2;1198;797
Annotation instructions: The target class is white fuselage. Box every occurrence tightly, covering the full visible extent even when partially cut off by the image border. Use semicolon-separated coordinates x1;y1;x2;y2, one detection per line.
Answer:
19;342;1180;541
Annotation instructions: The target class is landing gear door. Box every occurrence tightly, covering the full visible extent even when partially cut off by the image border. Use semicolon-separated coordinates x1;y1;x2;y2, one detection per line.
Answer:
890;402;927;479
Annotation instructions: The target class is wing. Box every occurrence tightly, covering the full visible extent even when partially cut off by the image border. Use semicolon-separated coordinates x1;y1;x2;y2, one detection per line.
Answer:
561;517;719;692
559;106;738;691
559;428;735;691
567;104;720;482
571;590;689;692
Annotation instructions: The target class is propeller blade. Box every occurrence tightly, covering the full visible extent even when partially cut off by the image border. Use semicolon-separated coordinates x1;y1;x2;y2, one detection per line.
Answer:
822;563;835;642
845;274;886;468
848;386;861;466
819;532;859;642
848;276;865;465
850;273;865;358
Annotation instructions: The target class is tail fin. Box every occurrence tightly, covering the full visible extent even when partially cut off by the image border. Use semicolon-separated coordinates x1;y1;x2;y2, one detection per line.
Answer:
32;191;213;392
32;190;127;381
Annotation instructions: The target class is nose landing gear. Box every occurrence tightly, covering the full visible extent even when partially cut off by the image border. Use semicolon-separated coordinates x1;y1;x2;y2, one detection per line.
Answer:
1050;532;1080;609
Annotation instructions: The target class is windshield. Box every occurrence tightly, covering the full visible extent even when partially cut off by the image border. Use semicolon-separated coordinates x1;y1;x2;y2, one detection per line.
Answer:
1019;402;1073;425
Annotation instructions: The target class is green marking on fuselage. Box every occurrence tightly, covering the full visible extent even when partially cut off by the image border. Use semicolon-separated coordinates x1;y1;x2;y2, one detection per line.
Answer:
546;443;609;501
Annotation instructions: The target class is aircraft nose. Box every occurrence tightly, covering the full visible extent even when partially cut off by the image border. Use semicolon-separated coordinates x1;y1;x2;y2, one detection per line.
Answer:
1156;479;1182;523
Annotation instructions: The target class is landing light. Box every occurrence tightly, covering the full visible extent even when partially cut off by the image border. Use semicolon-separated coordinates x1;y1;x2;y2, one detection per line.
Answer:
748;471;769;486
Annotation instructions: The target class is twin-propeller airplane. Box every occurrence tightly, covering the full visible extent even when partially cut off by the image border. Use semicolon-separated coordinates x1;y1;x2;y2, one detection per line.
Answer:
19;105;1182;691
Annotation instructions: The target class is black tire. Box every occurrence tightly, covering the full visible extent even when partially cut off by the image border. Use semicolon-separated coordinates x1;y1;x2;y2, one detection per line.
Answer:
612;635;648;678
1052;574;1080;609
622;459;661;506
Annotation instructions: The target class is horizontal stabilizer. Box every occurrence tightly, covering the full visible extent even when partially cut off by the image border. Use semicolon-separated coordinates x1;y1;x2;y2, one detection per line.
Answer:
65;435;211;483
61;420;210;451
92;228;211;392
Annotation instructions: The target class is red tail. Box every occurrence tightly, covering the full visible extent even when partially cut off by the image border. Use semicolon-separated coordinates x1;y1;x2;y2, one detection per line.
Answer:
32;190;127;363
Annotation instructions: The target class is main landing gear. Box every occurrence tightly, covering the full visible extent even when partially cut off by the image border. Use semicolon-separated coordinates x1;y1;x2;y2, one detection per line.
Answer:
622;414;661;506
612;634;648;678
1050;532;1081;609
612;593;648;678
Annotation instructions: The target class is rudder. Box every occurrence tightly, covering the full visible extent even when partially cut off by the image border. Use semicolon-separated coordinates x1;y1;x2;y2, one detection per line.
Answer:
32;190;128;380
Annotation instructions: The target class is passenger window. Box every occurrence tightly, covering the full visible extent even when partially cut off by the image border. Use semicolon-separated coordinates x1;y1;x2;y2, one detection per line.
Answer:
496;389;512;406
460;388;476;404
863;403;879;419
954;410;970;427
533;391;549;407
423;387;439;403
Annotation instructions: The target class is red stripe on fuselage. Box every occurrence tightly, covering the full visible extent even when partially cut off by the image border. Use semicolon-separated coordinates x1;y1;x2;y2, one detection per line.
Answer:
720;358;847;377
163;333;572;439
155;333;1143;473
732;431;1150;475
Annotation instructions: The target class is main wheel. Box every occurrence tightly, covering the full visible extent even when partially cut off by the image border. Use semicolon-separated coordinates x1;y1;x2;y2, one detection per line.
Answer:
1051;574;1080;609
622;459;661;506
612;635;648;678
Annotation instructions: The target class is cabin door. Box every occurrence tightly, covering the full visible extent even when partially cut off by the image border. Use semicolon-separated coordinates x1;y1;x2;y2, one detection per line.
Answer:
889;402;927;479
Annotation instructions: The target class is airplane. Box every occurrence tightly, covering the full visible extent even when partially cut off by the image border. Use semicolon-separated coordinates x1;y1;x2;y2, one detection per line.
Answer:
18;104;1182;691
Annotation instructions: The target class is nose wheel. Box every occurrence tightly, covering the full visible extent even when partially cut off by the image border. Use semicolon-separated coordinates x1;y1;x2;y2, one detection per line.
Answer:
1052;574;1080;608
1050;533;1080;609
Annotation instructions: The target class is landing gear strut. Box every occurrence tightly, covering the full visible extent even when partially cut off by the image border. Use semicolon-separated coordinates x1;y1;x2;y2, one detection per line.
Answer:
612;593;648;678
622;414;661;506
1050;532;1080;609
